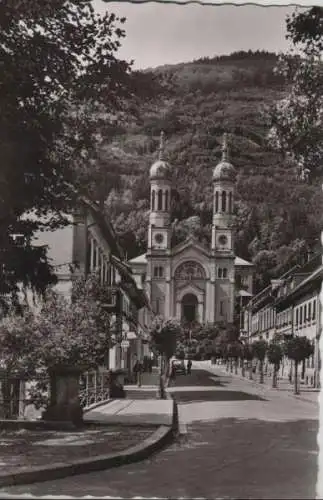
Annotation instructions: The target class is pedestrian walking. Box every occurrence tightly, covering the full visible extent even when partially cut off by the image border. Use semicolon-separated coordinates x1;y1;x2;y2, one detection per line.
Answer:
187;359;192;375
169;361;176;385
133;358;141;385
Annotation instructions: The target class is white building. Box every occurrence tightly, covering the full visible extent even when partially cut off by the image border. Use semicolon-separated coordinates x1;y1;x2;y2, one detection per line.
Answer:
129;132;254;326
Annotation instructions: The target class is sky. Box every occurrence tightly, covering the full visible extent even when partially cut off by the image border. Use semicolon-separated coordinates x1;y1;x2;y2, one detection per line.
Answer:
93;1;304;69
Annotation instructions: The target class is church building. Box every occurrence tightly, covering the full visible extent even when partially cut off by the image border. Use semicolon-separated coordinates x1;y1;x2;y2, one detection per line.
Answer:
129;132;253;326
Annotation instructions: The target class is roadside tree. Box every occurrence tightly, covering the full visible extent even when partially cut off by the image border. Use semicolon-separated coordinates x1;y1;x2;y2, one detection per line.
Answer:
252;340;268;384
0;311;40;419
284;336;314;394
267;340;284;388
149;317;182;399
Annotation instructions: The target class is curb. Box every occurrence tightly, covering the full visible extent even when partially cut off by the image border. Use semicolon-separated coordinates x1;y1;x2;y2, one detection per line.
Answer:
0;423;174;489
165;388;187;436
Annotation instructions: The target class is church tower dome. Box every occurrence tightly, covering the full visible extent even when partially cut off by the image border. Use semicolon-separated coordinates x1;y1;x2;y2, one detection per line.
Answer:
150;131;170;180
148;131;172;252
213;133;236;183
211;133;236;253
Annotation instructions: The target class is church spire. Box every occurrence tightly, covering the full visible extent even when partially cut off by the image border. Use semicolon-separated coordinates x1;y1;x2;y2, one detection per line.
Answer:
222;132;229;162
159;131;165;161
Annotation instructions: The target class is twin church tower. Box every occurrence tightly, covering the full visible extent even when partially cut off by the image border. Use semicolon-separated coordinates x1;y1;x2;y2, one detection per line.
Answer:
129;132;248;325
148;131;235;255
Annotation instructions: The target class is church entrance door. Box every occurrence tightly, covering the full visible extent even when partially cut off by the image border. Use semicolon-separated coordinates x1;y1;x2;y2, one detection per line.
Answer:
181;293;198;324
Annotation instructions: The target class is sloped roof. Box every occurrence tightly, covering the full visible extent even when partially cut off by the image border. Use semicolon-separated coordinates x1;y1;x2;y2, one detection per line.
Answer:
129;253;147;265
275;264;323;310
128;253;253;267
237;289;253;297
235;256;253;267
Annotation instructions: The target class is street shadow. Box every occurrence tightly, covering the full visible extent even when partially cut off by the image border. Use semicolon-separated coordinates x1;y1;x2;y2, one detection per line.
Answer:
174;390;267;403
175;376;227;388
174;370;228;387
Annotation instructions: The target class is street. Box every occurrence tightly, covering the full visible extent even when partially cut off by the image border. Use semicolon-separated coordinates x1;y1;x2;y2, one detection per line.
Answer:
1;366;318;499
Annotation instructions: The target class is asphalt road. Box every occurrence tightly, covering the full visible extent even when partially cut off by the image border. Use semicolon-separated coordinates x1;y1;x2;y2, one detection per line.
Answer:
1;368;318;499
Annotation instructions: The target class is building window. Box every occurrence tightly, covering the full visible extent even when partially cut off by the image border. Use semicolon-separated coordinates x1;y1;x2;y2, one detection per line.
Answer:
175;261;205;281
165;190;169;211
229;192;232;213
215;191;219;212
304;304;307;323
221;191;226;212
218;268;227;278
157;190;163;210
154;266;164;278
295;308;299;327
151;190;155;211
220;301;224;316
300;306;303;325
308;302;311;322
156;298;160;315
313;300;316;321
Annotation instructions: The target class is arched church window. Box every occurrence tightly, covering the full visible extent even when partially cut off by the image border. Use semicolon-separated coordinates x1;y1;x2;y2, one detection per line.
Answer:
229;192;233;213
222;191;226;212
215;191;219;212
165;190;169;211
151;190;156;211
157;189;163;210
223;268;228;278
174;261;206;281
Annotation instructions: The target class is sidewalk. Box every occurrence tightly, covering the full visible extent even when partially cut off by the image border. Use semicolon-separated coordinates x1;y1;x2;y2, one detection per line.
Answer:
193;360;320;406
0;395;176;488
84;398;174;426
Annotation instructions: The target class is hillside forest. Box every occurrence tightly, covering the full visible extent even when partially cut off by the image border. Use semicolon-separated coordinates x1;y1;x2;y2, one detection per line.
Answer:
81;50;323;294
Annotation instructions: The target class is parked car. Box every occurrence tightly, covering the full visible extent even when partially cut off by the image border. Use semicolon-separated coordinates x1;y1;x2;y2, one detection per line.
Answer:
172;359;186;375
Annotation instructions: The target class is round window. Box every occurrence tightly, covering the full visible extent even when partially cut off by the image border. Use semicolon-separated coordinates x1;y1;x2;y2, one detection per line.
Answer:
218;235;227;245
155;233;164;244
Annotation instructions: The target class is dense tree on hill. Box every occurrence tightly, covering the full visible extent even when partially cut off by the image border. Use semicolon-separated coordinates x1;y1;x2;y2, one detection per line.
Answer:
268;7;323;182
84;17;322;294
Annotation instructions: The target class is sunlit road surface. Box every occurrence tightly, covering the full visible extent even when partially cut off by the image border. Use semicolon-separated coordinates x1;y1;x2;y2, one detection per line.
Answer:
1;367;318;499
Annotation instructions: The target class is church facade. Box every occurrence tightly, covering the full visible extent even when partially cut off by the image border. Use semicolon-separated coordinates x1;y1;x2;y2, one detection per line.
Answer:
129;132;253;326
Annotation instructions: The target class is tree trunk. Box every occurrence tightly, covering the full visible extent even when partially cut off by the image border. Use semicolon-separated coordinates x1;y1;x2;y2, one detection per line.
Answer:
241;360;245;377
301;359;306;381
259;359;264;384
158;356;166;399
294;361;300;395
272;364;279;389
230;358;233;373
225;359;229;372
249;361;253;380
234;358;238;375
1;376;12;419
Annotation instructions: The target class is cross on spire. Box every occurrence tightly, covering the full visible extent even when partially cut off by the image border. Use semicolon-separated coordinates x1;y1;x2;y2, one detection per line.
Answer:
222;132;229;161
159;131;165;160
